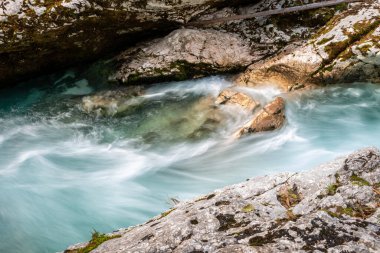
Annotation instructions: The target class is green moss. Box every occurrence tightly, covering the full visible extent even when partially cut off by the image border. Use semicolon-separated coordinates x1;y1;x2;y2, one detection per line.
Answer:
339;207;354;216
357;44;372;55
324;39;350;62
322;62;336;73
313;14;341;38
324;204;376;219
350;174;370;186
242;204;254;213
160;208;175;218
326;183;339;196
334;3;348;12
66;230;121;253
322;209;340;218
195;193;215;202
317;35;335;45
249;236;273;246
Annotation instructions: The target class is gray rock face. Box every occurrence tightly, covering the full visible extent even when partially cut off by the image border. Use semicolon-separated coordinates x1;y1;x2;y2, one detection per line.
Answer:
66;147;380;253
113;0;342;86
236;0;380;90
113;28;255;84
0;0;253;86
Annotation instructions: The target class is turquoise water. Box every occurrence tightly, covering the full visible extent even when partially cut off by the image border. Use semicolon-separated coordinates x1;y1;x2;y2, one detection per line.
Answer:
1;63;380;253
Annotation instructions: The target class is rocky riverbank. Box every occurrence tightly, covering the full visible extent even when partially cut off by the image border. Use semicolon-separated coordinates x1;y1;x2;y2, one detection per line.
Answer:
112;0;379;89
0;0;254;85
66;148;380;252
4;0;379;252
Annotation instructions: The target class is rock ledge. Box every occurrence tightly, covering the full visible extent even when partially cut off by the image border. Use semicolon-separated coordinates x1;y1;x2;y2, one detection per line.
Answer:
66;147;380;253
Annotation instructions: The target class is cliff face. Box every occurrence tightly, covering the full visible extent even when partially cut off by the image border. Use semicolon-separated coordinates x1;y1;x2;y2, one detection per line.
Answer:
112;0;379;89
66;148;380;253
0;0;254;86
236;0;380;91
113;0;339;85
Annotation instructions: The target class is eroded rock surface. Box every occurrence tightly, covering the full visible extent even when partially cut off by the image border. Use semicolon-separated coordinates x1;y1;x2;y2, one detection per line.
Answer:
66;147;380;253
0;0;253;85
113;28;255;84
215;88;259;112
113;0;345;86
234;96;285;138
236;0;380;90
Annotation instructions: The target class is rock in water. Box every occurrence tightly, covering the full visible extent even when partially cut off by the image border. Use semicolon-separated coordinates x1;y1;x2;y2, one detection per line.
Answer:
215;88;259;112
234;97;285;138
112;29;255;84
81;86;144;117
65;147;380;253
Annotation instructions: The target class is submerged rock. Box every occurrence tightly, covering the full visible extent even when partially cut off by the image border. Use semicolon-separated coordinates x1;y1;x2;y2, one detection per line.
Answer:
234;97;285;138
236;0;380;90
215;88;259;112
66;147;380;253
81;86;144;116
185;96;226;140
112;29;255;84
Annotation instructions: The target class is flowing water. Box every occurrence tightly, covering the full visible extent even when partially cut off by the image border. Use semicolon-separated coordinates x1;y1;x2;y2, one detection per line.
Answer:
1;62;380;253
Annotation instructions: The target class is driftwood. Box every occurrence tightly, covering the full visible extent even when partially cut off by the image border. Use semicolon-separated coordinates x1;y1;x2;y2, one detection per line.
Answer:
186;0;362;27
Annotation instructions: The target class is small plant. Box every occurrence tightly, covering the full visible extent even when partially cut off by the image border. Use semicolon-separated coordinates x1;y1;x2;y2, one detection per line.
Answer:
277;185;302;209
326;183;340;196
323;204;376;219
160;208;175;218
350;174;370;186
66;230;121;253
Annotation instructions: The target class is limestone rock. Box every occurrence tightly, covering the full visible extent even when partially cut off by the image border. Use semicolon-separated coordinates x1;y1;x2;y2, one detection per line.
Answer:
235;0;380;90
112;28;255;84
113;0;343;86
0;0;253;86
234;97;285;138
66;147;380;253
215;88;259;112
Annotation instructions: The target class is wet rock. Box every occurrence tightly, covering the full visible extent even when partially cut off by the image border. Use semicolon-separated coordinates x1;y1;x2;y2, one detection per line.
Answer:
235;0;380;90
81;86;144;116
234;97;285;138
0;0;254;86
215;88;259;112
66;148;380;253
113;28;255;84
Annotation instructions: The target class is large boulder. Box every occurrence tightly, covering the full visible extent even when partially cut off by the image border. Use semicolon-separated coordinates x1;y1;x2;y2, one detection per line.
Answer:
234;96;285;138
0;0;254;86
236;0;380;91
66;147;380;253
112;0;343;86
112;28;255;84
